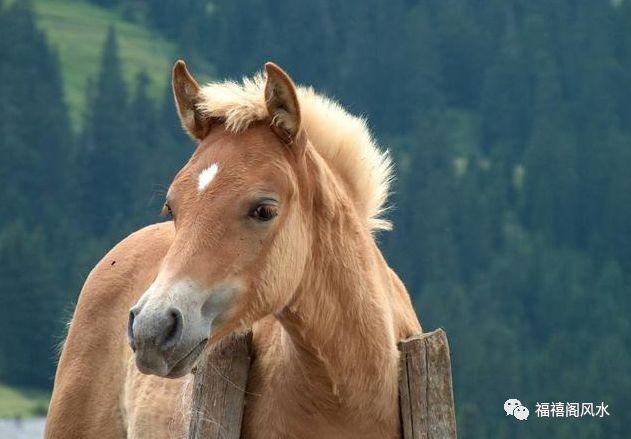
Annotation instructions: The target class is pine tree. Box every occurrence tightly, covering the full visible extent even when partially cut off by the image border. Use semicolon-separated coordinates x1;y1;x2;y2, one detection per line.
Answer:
479;13;531;156
130;71;171;223
521;44;579;246
0;0;73;229
0;222;61;388
0;0;74;387
79;26;136;236
395;111;458;286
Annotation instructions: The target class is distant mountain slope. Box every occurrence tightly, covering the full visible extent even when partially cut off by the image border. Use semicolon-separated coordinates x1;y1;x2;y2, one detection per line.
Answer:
32;0;176;127
0;383;48;418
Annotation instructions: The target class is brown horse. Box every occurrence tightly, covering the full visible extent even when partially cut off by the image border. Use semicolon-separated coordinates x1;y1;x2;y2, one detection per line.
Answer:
45;61;421;438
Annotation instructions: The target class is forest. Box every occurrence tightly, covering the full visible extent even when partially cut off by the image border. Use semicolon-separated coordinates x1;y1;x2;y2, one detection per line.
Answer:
0;0;629;437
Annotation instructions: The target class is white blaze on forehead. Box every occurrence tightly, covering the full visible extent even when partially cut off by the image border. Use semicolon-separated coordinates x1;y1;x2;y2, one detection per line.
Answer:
197;163;219;192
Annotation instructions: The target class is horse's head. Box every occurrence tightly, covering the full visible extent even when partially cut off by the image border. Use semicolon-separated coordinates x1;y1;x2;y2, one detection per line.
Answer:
128;61;312;377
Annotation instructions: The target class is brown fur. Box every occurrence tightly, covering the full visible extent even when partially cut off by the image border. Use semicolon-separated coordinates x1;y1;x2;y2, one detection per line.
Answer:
46;63;421;438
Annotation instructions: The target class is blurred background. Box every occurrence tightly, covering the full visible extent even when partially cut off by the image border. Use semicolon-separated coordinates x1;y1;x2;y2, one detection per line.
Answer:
1;0;630;437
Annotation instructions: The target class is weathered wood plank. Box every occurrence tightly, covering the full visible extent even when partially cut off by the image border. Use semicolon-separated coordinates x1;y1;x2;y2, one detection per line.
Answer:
188;330;253;439
398;329;457;439
398;345;414;438
189;328;455;438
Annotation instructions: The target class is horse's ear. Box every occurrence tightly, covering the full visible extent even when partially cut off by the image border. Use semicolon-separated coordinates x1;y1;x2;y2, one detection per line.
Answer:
264;62;301;143
172;60;211;140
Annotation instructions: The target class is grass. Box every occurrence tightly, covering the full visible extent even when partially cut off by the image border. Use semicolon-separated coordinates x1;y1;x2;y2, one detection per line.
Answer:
0;384;50;418
32;0;177;128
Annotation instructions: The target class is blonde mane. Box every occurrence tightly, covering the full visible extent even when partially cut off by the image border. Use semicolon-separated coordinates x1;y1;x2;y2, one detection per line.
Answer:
197;72;393;231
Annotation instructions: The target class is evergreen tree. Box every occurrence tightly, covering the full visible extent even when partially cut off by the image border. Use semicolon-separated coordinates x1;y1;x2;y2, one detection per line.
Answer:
479;14;531;156
79;26;136;236
0;0;72;229
0;222;61;388
130;71;180;222
0;0;74;387
521;41;579;246
2;2;630;436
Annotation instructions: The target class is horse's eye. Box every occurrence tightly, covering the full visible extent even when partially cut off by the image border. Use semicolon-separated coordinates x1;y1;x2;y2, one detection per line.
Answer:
161;202;174;219
250;204;278;222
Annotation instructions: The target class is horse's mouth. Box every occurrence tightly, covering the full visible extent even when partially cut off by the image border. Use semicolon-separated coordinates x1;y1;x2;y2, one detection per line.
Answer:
166;339;208;378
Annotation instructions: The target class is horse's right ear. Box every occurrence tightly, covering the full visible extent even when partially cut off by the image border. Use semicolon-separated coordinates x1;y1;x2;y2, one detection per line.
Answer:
172;60;211;140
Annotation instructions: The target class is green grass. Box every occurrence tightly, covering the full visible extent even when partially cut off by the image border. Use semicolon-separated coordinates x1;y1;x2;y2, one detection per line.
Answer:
0;383;50;418
32;0;177;128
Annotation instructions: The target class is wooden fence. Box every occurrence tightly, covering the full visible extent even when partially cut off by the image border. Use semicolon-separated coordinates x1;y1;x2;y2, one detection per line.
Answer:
188;329;456;438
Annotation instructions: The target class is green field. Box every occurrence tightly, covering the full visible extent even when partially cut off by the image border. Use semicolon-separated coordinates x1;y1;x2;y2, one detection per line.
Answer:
32;0;177;127
0;384;49;418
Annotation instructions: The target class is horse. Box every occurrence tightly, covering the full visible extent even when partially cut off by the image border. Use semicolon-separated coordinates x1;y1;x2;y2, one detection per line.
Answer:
45;61;422;438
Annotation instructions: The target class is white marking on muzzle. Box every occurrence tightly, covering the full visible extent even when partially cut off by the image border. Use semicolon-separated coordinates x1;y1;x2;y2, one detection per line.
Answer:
135;277;239;344
197;163;219;192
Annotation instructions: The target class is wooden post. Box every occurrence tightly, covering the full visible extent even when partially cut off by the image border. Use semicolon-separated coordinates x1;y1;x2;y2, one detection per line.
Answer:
188;330;253;439
188;328;456;438
398;329;457;439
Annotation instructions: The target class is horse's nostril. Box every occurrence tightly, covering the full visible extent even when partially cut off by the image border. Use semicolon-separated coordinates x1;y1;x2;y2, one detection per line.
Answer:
159;307;183;351
127;310;137;352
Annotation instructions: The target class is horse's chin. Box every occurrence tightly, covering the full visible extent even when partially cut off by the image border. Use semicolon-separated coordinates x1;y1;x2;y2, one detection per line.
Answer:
164;339;207;378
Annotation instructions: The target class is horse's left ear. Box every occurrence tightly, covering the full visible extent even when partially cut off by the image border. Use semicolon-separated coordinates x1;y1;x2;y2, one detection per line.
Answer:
265;62;301;144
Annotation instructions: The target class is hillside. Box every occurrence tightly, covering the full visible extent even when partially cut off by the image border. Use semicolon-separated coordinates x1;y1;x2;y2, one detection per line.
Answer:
0;384;48;418
32;0;176;127
2;1;631;436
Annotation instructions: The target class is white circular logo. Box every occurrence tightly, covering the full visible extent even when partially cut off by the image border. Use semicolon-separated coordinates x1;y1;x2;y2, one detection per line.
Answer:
504;398;522;416
513;405;529;420
504;398;529;421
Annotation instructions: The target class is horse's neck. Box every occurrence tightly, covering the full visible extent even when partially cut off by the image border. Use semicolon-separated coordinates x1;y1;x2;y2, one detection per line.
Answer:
275;164;400;416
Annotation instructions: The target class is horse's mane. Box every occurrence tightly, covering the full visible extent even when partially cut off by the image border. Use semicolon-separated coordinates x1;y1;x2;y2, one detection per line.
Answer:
197;73;393;232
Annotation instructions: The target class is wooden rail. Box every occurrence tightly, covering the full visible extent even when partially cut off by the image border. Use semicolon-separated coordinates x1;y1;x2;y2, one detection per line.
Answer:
188;329;456;438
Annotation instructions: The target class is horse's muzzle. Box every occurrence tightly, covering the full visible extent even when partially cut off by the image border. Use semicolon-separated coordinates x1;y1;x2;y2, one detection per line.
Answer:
127;304;185;376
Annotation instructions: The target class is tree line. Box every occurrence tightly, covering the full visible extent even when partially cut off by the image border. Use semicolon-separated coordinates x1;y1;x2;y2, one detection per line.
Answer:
1;0;630;437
